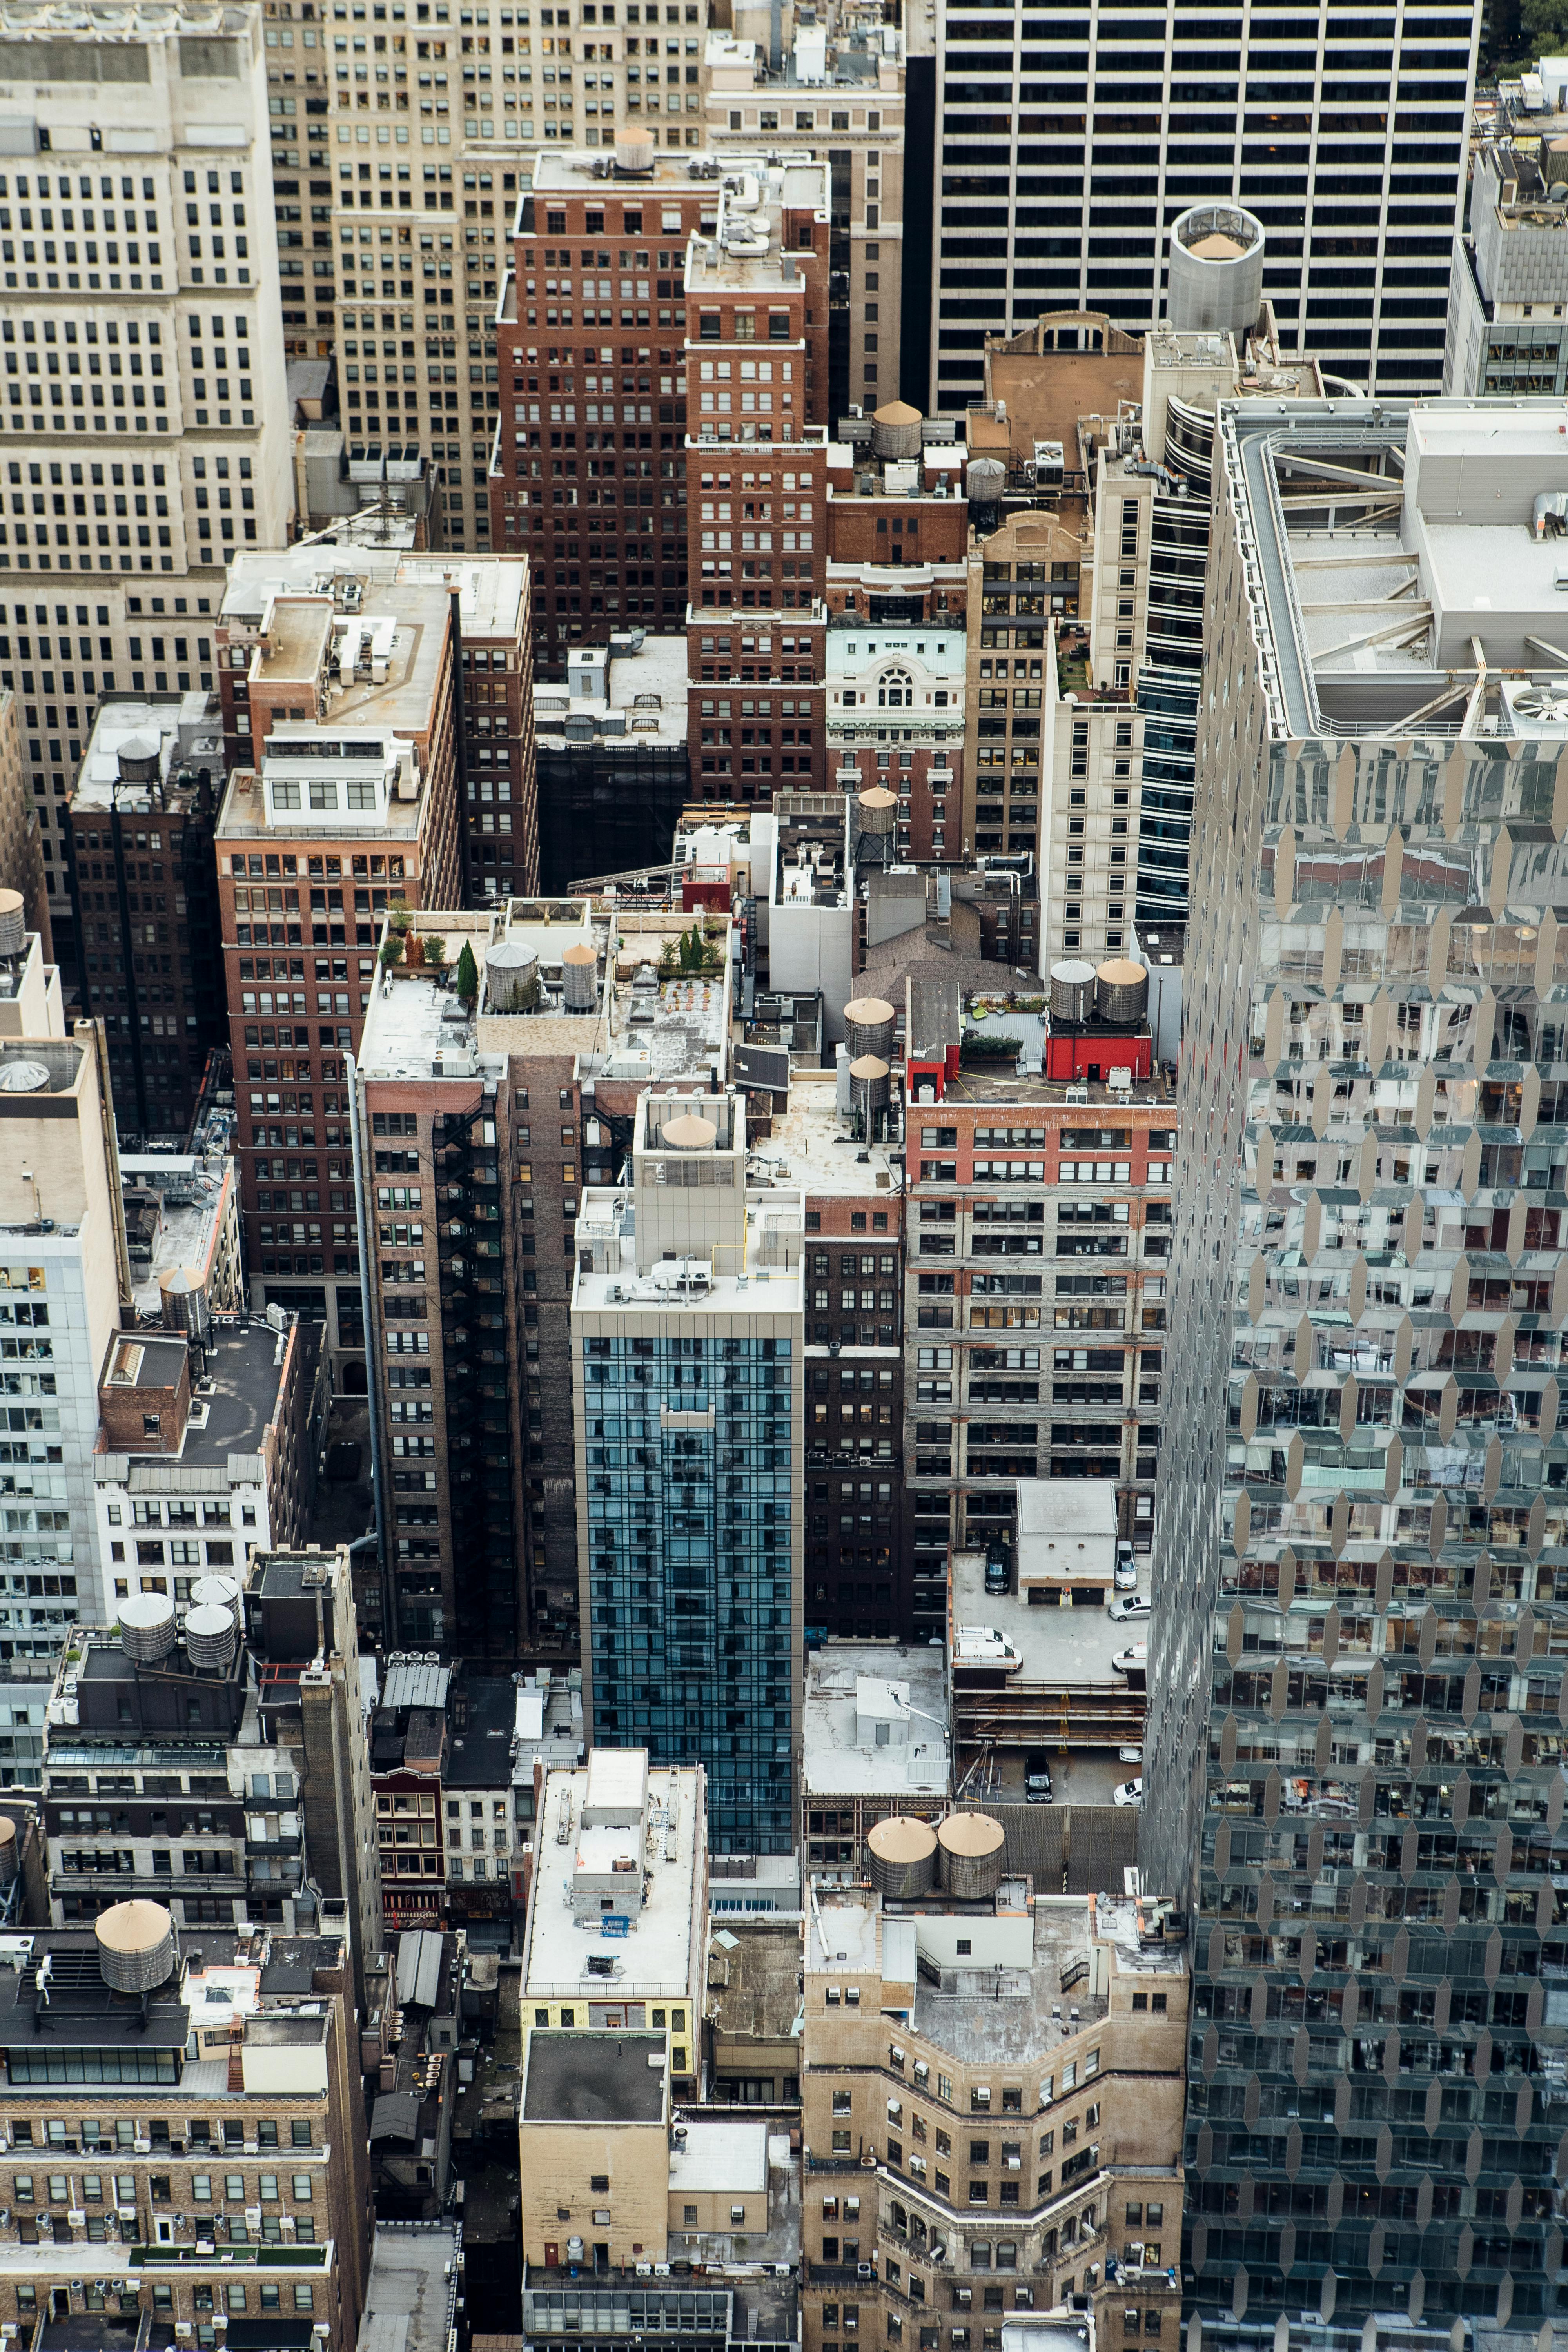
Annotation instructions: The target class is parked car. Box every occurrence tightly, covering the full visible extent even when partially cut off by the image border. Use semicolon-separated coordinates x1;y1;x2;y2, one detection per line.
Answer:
1111;1643;1148;1675
1113;1556;1140;1591
1118;1746;1144;1766
1108;1593;1151;1624
1024;1750;1054;1804
1113;1777;1144;1808
984;1541;1009;1597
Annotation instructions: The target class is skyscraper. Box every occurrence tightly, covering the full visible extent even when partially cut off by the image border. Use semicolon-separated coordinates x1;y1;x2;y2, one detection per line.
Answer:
925;0;1478;412
572;1084;803;1855
1143;396;1568;2332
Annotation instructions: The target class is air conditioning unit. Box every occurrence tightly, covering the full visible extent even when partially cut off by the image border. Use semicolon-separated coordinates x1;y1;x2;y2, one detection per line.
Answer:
635;2262;652;2278
197;2240;215;2255
117;2205;138;2221
245;2206;262;2225
133;2138;151;2154
176;2328;194;2342
67;2209;85;2225
243;2141;258;2155
857;2263;873;2279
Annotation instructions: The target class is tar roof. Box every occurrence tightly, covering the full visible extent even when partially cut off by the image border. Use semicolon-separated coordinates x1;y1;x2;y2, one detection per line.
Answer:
523;2029;668;2123
96;1321;293;1478
445;1677;520;1787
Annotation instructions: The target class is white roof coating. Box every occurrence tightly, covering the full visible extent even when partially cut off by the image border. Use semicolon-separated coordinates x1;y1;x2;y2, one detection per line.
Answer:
809;1897;881;1973
667;2118;768;2196
1016;1481;1118;1542
525;1762;702;2000
585;1746;650;1820
804;1642;949;1798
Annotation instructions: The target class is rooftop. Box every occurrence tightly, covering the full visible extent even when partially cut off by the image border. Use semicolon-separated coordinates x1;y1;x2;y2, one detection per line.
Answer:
803;1642;949;1799
950;1548;1143;1688
1220;395;1568;742
0;0;248;43
220;547;526;645
523;2028;668;2123
684;157;831;301
535;633;688;749
667;2116;768;2195
571;1185;804;1317
445;1677;520;1789
73;697;225;814
358;2221;460;2352
119;1155;234;1318
357;902;735;1088
706;1916;805;2043
96;1319;294;1481
761;1075;904;1200
524;1761;702;1999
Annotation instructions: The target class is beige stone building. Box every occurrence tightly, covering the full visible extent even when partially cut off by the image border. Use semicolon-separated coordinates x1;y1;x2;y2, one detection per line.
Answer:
702;0;906;417
0;0;295;964
800;1874;1187;2352
518;2027;672;2269
0;692;51;959
0;1907;370;2351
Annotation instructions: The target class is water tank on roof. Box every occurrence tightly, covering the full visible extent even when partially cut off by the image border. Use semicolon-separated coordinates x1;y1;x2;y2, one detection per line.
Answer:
0;890;25;962
1167;202;1265;336
1095;957;1149;1025
95;1901;177;1994
485;940;541;1014
0;1817;18;1891
871;400;923;461
936;1811;1006;1900
849;1052;891;1118
614;128;656;174
184;1605;238;1673
844;996;896;1063
120;1592;178;1664
561;942;598;1012
116;733;163;789
1050;959;1097;1025
160;1267;212;1351
190;1574;242;1629
660;1112;718;1151
965;457;1007;531
856;787;898;839
867;1815;938;1899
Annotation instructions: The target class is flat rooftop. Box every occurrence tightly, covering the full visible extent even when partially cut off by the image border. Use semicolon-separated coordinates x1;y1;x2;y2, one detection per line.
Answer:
684;158;831;301
950;1548;1142;1688
444;1677;519;1789
220;547;526;644
804;1642;949;1799
763;1076;904;1200
97;1319;292;1476
73;697;224;813
523;2029;668;2123
359;2221;460;2352
120;1157;233;1318
668;2116;768;2195
524;1762;701;2000
1223;395;1568;741
707;1916;805;2042
535;635;688;748
572;1189;804;1318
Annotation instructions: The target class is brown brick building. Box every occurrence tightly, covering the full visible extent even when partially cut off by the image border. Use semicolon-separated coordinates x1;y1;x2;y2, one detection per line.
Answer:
213;571;468;1362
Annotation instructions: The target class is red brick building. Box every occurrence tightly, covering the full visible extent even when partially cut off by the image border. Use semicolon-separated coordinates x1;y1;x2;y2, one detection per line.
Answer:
213;574;468;1365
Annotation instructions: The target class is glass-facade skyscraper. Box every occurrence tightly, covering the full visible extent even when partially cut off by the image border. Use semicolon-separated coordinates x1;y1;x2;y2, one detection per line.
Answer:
572;1087;804;1855
1144;395;1568;2332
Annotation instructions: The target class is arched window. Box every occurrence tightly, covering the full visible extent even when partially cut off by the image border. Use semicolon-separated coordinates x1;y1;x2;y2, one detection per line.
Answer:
878;666;914;709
